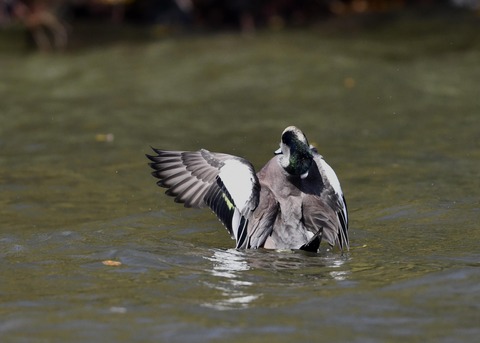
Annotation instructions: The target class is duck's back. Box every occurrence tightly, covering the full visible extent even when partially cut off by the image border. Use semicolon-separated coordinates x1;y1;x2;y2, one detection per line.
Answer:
247;157;314;249
249;156;344;250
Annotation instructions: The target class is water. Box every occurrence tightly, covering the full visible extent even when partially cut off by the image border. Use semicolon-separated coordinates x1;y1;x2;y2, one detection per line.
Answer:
1;18;480;342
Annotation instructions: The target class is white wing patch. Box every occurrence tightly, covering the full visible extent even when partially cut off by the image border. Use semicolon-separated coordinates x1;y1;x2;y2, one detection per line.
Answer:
318;158;343;197
318;157;348;224
219;159;256;214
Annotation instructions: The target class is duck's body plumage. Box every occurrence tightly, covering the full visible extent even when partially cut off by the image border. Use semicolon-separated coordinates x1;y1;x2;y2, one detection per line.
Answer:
147;126;349;252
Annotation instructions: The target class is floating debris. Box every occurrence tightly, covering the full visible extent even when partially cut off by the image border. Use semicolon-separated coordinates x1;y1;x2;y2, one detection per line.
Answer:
95;133;115;143
102;260;122;266
109;306;127;314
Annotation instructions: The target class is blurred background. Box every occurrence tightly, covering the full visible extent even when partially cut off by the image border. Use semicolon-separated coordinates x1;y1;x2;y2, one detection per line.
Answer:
0;0;479;51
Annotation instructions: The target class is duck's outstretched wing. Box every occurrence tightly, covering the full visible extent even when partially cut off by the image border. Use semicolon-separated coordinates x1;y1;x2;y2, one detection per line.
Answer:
146;148;260;248
310;154;349;251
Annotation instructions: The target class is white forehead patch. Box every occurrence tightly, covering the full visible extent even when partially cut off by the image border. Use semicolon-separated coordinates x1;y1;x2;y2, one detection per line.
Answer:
282;126;309;144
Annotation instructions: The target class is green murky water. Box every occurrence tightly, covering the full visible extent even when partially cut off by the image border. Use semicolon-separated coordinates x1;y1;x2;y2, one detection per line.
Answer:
1;17;480;342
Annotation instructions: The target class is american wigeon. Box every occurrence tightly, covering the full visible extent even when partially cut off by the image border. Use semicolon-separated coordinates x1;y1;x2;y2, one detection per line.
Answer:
146;126;349;252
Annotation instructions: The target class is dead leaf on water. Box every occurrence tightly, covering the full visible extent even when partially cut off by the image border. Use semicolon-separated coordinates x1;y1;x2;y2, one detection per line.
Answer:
102;260;122;266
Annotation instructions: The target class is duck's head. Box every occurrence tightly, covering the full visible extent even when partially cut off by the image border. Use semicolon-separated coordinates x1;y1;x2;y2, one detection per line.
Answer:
275;126;313;179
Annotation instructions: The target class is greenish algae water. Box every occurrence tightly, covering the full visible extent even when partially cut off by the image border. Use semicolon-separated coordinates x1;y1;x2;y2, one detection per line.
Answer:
1;15;479;343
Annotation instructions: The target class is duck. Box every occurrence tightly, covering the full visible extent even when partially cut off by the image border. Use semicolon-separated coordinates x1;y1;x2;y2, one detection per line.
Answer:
146;126;349;252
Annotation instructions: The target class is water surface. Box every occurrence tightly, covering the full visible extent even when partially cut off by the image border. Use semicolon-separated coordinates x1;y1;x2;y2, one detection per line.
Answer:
1;19;479;342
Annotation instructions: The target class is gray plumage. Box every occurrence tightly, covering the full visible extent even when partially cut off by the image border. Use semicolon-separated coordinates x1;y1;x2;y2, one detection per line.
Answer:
146;126;349;252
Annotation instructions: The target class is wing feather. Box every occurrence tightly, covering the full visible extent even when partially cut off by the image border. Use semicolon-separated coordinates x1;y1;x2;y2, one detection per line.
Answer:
309;153;349;251
245;186;279;249
147;148;260;243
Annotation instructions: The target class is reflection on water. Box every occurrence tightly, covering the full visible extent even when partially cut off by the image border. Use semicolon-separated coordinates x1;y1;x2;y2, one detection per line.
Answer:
202;248;350;310
203;249;260;310
328;258;349;281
